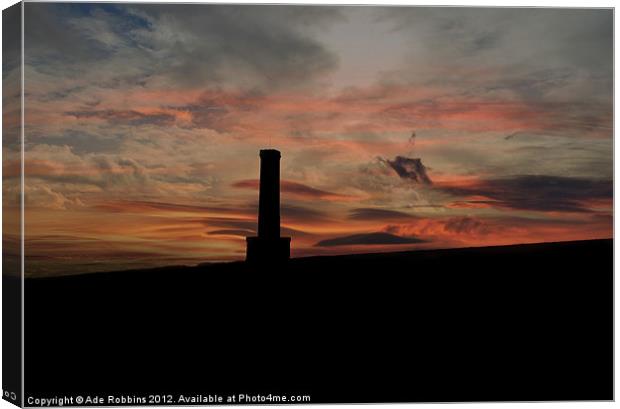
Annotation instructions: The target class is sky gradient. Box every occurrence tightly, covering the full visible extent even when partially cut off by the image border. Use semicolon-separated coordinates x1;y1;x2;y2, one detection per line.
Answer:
6;4;613;276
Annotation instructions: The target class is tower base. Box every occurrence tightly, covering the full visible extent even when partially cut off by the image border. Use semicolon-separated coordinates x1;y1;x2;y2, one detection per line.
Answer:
245;236;291;264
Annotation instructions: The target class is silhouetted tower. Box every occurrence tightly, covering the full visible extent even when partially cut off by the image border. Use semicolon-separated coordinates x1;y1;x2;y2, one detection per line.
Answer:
246;149;291;263
258;150;281;239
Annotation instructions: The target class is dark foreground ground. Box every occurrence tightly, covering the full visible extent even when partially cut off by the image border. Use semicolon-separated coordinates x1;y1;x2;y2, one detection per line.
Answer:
23;239;612;404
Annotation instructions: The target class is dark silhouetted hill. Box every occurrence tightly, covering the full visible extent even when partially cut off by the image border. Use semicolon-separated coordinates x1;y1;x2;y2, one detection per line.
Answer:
24;239;612;403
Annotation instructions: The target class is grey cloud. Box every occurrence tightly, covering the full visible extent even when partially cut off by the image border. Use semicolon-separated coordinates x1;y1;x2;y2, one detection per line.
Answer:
24;4;120;70
378;8;612;108
37;86;86;102
126;4;341;89
485;67;574;101
94;157;149;188
22;155;152;190
381;8;612;70
3;3;21;75
24;3;341;91
27;129;125;154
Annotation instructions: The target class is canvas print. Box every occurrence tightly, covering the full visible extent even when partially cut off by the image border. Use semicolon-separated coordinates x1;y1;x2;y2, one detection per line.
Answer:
2;2;613;406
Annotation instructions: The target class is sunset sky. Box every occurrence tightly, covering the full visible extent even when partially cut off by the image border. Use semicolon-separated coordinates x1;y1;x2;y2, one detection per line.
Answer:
6;4;613;275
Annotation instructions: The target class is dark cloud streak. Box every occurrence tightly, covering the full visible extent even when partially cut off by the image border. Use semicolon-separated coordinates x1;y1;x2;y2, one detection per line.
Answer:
348;208;416;221
234;179;353;200
316;232;426;247
440;175;612;213
66;109;176;126
381;156;432;185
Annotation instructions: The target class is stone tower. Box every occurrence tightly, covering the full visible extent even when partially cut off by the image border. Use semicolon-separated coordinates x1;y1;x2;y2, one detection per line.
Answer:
246;149;291;263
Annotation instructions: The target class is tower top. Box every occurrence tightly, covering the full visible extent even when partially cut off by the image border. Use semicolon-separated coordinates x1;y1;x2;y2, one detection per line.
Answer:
260;149;281;159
